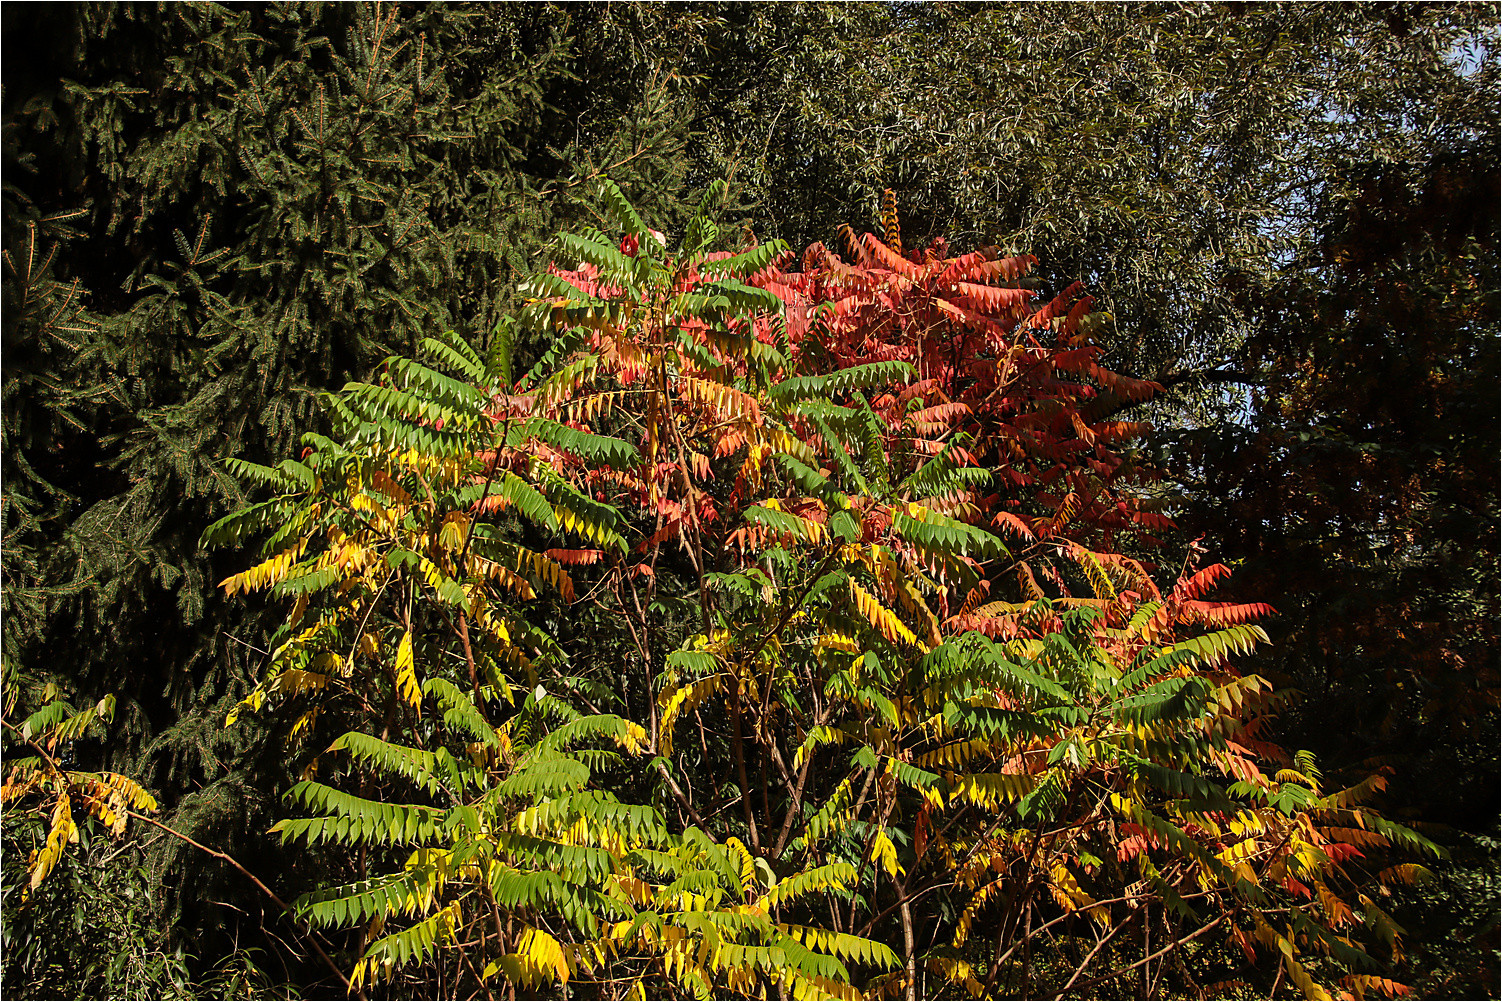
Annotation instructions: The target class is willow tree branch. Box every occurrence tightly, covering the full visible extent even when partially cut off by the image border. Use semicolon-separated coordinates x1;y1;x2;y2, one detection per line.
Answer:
1152;366;1263;390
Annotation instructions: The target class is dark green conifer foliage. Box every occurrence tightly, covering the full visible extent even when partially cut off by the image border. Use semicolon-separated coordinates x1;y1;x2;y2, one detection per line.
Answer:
1;2;713;970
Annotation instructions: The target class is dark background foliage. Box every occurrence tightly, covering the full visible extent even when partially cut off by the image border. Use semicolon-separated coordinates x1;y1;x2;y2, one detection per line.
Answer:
3;2;1495;996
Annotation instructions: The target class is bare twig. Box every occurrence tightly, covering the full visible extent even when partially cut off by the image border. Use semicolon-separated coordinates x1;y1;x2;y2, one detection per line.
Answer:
1057;912;1228;998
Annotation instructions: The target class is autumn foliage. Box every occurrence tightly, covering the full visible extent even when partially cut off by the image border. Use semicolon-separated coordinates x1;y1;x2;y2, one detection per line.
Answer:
138;181;1444;998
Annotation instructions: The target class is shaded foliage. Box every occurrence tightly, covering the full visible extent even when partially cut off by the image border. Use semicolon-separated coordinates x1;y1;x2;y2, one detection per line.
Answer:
1173;121;1500;917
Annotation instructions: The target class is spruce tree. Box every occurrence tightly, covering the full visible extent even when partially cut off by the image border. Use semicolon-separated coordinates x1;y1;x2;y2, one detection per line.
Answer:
2;0;713;974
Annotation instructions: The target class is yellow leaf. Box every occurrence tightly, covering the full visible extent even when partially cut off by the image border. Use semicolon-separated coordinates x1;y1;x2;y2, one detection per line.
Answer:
31;795;75;889
395;631;422;712
658;675;722;758
519;927;570;984
439;512;470;550
226;688;265;727
680;375;762;424
872;830;903;877
723;837;760;898
811;633;861;654
289;708;320;741
276;669;329;696
219;540;308;596
849;579;922;649
99;772;158;812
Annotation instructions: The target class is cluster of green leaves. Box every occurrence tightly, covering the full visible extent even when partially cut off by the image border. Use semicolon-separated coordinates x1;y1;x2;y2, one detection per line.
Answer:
0;820;286;1002
0;665;283;999
197;181;1445;999
200;251;902;995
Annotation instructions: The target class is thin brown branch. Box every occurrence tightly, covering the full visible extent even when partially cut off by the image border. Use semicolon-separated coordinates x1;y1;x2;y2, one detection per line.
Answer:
1056;912;1228;998
6;717;356;999
126;809;364;999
